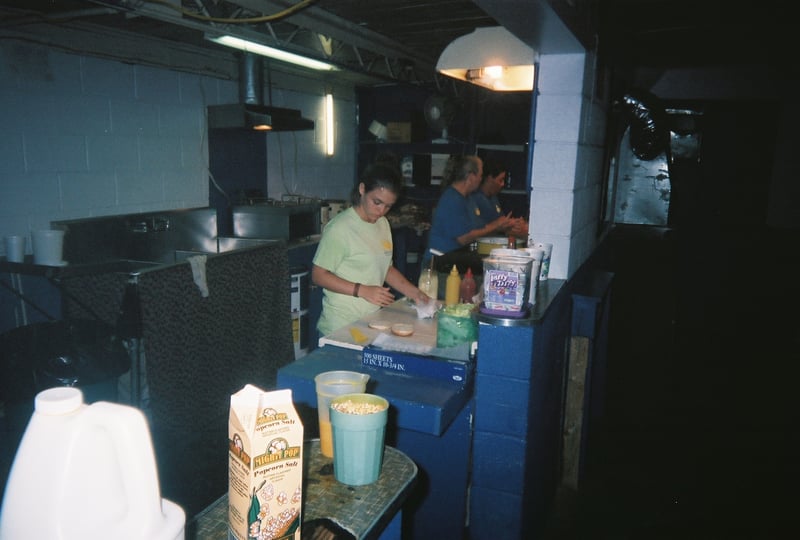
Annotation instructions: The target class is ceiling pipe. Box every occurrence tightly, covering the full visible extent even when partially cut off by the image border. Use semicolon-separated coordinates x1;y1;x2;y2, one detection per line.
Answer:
0;7;117;28
240;52;263;106
207;52;314;131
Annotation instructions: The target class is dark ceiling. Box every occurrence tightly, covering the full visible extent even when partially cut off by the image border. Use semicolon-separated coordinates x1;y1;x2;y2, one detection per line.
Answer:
0;0;791;87
594;0;791;70
0;0;500;86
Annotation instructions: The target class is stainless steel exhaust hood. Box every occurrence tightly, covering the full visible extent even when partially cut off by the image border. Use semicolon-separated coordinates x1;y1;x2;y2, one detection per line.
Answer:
208;53;314;132
208;103;314;131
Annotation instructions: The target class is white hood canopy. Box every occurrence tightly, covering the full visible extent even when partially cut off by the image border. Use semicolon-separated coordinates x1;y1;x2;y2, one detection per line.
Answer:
436;26;536;92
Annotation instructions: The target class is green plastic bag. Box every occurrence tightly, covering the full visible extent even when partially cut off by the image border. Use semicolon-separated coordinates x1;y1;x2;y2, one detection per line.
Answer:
436;304;478;348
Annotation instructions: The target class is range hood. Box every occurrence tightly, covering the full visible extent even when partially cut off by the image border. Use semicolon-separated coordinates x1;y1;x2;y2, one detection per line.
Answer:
208;53;314;132
208;103;314;131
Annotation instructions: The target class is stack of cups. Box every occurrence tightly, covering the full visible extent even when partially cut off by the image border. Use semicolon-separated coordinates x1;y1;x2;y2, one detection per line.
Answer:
520;247;545;303
3;235;26;263
532;241;553;281
31;230;65;266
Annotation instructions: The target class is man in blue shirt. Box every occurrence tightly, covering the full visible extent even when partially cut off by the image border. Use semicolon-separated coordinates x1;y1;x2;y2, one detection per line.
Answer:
424;155;512;264
472;159;528;238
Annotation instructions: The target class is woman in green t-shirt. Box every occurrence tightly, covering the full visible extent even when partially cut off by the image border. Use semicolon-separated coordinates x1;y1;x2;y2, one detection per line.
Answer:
312;163;429;337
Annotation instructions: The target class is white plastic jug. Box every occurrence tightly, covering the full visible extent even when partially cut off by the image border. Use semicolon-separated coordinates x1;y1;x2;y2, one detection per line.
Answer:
0;387;185;540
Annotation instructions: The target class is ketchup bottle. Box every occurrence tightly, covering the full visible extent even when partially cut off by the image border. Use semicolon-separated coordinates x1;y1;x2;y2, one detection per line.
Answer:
459;267;477;304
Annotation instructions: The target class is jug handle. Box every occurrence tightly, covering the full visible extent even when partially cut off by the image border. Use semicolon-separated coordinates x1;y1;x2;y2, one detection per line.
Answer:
82;402;165;533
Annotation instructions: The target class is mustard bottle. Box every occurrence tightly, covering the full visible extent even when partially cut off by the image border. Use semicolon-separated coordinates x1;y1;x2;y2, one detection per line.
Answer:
445;265;461;306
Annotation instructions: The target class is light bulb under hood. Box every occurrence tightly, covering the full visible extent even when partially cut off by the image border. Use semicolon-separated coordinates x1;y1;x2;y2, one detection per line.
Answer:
436;26;536;92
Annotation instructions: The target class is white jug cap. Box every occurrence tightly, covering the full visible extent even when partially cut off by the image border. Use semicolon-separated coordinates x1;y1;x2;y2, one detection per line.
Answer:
34;387;84;415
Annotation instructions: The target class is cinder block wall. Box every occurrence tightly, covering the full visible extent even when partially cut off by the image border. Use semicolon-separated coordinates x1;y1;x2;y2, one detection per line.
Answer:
530;52;608;280
0;42;356;247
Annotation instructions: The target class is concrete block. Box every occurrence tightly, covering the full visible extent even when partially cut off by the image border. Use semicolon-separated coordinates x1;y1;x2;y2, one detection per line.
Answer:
472;397;529;436
474;373;529;408
471;430;526;493
476;324;533;379
468;485;523;540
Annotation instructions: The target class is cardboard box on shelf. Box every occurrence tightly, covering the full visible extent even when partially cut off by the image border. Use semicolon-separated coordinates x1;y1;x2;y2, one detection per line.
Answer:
386;122;412;142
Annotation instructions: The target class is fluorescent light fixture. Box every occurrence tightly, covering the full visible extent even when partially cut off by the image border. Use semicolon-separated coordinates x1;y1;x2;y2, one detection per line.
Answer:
207;34;339;71
325;93;334;156
436;27;536;91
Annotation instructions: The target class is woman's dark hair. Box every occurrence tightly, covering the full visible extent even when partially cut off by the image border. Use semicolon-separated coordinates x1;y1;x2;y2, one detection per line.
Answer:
442;155;481;189
351;162;403;205
482;158;507;181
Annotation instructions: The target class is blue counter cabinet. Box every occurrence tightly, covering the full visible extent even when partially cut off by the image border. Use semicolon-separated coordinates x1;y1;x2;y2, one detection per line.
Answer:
277;345;473;538
394;399;473;539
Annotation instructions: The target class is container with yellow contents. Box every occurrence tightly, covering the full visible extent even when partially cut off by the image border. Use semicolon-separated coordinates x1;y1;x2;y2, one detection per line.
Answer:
313;371;370;457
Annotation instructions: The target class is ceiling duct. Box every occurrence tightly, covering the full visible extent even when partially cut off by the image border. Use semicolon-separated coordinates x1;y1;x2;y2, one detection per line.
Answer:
208;53;315;132
617;90;668;161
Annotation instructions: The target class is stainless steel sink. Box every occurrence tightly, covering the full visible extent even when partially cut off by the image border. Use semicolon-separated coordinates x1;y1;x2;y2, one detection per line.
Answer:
112;259;164;272
64;259;165;275
52;208;219;266
49;209;288;277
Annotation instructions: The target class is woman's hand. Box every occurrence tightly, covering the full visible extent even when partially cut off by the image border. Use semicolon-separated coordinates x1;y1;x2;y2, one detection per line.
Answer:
313;265;395;306
413;289;431;305
385;266;430;306
358;284;395;307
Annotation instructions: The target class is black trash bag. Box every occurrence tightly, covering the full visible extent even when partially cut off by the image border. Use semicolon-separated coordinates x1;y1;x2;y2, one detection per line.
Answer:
0;319;130;404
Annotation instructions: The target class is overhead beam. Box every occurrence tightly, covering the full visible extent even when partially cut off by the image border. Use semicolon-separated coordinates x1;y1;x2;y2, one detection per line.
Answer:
84;0;436;84
0;19;237;80
228;0;437;68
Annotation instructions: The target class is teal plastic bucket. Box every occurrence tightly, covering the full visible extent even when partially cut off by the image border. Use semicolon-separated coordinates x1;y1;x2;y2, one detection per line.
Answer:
330;393;389;486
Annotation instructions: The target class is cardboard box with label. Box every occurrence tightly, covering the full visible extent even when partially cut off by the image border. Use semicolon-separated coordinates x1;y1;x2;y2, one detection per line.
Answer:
386;122;412;142
228;385;303;540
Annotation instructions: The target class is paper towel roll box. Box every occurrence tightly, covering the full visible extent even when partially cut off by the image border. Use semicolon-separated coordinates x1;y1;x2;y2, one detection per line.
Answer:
290;266;310;312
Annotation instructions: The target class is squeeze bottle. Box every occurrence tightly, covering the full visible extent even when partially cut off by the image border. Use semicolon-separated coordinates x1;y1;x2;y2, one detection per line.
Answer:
459;267;477;303
445;265;461;306
417;267;438;299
